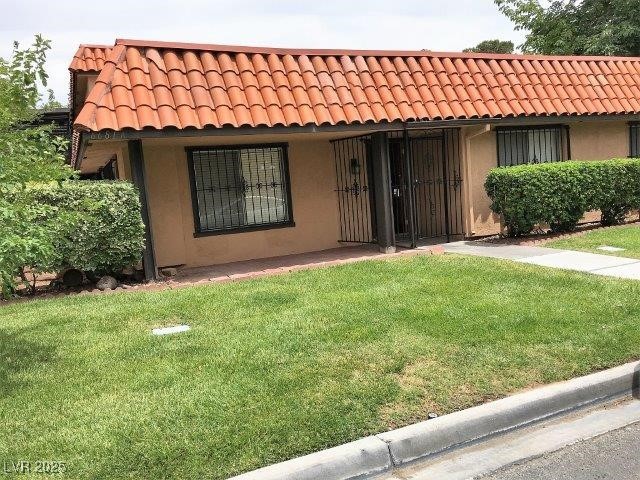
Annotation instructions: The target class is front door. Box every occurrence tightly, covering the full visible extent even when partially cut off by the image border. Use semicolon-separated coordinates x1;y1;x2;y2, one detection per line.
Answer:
389;139;410;245
389;129;464;246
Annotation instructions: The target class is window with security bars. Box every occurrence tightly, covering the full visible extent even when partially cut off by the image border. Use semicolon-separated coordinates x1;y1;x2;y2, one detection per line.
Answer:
188;144;293;234
630;123;640;157
497;126;569;167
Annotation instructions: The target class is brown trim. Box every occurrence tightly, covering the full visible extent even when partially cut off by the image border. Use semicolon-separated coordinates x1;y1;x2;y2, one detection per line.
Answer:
77;114;640;139
193;221;295;238
629;122;640;157
128;139;157;281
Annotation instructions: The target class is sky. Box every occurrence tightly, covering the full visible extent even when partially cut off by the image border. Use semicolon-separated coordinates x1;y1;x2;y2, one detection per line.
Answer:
0;0;526;104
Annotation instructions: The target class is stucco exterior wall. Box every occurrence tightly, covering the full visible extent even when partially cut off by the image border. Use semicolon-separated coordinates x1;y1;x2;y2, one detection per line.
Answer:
142;134;343;268
462;126;501;237
570;121;629;160
461;120;632;237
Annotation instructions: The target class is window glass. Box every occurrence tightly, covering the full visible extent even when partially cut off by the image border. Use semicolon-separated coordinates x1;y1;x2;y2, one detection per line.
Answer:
190;145;291;232
497;127;566;166
630;124;640;157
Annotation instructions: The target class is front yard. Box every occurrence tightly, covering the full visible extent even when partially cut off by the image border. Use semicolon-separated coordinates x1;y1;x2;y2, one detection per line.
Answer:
546;223;640;258
2;255;640;479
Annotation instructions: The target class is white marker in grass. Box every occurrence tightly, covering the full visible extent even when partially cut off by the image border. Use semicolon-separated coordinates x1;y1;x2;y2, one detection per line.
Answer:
152;325;191;336
597;245;626;252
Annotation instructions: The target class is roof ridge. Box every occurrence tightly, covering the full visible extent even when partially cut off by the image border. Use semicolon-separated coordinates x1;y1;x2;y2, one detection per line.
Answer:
78;43;112;49
114;38;640;62
74;44;127;131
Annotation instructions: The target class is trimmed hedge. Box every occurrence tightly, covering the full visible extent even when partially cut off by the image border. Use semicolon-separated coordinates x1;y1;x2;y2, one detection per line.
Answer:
485;159;640;237
28;180;145;274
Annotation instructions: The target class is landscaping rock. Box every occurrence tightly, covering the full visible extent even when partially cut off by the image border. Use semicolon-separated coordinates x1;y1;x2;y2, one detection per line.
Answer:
160;267;178;277
121;266;136;276
96;275;118;291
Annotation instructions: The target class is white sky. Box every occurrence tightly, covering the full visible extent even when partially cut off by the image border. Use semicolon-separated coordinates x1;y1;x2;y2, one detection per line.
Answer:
0;0;525;104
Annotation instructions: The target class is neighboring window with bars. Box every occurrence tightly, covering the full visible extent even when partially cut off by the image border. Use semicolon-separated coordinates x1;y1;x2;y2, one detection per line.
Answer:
630;123;640;157
187;144;293;234
496;126;569;167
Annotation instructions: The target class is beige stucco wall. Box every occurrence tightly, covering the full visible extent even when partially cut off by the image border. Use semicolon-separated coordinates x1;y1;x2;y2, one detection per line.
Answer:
570;121;629;160
142;133;343;268
462;120;632;237
462;126;502;237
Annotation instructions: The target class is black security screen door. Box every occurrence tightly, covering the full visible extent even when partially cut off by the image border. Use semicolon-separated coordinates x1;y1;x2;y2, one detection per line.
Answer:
331;134;377;243
332;129;463;247
389;129;464;246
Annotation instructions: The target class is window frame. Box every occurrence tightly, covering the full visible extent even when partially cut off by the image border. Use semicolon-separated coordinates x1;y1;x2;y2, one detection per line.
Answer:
186;142;295;237
629;122;640;157
495;125;571;167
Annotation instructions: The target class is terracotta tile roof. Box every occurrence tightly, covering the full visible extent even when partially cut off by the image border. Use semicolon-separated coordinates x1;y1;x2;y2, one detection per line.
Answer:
69;45;113;72
73;39;640;132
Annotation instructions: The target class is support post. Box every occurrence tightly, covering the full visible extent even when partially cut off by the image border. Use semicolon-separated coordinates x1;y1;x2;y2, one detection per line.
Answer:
128;139;157;281
403;128;417;248
370;132;396;253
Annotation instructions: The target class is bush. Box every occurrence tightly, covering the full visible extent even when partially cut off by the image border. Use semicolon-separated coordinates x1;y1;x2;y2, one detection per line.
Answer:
485;159;640;237
28;180;145;275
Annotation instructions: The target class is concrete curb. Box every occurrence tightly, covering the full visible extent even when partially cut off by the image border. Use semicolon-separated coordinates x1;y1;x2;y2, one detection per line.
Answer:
228;436;391;480
229;360;639;480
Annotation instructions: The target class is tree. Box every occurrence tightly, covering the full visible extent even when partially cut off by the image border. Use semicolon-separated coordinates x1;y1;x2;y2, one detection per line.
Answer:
0;35;72;296
495;0;640;56
464;39;515;54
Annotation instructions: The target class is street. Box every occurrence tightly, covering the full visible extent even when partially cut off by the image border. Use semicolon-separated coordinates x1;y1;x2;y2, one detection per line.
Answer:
484;422;640;480
385;398;640;480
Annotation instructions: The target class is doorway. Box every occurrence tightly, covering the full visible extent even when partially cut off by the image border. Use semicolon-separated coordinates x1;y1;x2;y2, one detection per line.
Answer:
388;129;464;247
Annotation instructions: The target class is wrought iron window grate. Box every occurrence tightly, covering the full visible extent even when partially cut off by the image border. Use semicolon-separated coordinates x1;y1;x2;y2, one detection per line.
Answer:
497;126;569;167
187;144;293;234
630;123;640;157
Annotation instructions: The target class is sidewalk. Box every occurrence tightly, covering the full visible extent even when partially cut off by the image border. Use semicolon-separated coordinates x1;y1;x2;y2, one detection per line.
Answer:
443;241;640;280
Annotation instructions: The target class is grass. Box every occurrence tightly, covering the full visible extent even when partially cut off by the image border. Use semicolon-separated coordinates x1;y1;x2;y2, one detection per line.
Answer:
546;224;640;259
2;254;640;479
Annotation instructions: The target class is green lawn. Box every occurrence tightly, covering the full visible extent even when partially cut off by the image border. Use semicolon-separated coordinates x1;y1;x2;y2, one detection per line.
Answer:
546;224;640;259
2;255;640;479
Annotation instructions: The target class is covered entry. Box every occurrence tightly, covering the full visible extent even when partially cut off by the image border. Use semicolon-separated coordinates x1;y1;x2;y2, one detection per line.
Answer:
332;128;464;250
389;129;464;247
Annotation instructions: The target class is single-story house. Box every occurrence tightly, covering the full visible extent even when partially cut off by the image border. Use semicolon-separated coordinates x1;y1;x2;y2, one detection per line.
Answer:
70;39;640;279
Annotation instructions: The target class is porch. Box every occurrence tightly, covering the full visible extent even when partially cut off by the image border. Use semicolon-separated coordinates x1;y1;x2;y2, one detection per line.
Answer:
79;125;468;280
170;243;445;285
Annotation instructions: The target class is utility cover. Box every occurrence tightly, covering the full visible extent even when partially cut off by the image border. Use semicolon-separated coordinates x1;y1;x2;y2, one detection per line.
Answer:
597;246;626;252
152;325;191;336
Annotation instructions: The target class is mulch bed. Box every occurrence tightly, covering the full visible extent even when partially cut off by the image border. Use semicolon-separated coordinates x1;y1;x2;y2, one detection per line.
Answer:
476;219;640;247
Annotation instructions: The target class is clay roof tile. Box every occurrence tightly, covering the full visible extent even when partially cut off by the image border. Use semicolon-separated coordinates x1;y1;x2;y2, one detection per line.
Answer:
71;40;640;132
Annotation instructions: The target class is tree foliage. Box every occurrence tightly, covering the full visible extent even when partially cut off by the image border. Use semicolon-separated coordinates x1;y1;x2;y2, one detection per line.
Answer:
463;39;515;54
495;0;640;55
0;36;72;296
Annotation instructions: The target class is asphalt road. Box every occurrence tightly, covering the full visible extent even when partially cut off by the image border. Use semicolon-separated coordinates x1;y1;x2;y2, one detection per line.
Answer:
483;422;640;480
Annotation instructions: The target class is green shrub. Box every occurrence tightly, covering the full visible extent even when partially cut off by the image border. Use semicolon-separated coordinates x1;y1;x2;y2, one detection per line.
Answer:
485;159;640;237
28;180;145;275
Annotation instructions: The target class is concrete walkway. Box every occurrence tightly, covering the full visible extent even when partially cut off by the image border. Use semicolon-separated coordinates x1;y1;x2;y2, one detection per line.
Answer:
444;241;640;280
